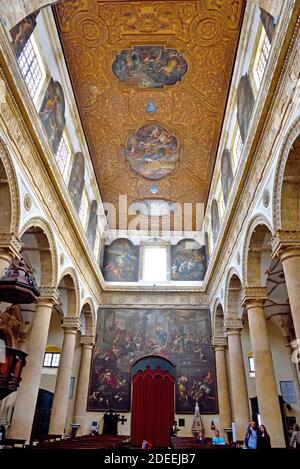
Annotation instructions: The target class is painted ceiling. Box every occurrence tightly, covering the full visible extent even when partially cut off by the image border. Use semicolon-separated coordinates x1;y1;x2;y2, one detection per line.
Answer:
55;0;245;230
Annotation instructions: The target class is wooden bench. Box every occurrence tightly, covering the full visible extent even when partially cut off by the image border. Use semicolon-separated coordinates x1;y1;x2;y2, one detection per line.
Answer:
36;434;129;450
2;438;26;448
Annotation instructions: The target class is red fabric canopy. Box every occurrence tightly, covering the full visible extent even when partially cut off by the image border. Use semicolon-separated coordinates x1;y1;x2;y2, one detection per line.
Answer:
131;365;174;448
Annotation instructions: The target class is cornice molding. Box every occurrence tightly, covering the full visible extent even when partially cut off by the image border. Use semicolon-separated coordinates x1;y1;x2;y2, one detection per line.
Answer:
99;291;209;307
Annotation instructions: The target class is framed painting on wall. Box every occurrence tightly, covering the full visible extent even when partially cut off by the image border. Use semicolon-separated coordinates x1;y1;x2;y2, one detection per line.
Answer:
87;308;218;414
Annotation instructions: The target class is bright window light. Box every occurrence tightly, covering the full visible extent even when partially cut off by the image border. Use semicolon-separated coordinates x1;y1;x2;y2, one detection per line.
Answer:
143;246;167;282
18;37;45;100
79;191;89;228
43;352;60;368
55;135;71;178
256;34;271;83
248;355;255;377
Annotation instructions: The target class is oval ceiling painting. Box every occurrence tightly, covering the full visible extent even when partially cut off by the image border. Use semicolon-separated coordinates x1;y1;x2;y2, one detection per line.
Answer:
112;46;188;88
125;124;180;180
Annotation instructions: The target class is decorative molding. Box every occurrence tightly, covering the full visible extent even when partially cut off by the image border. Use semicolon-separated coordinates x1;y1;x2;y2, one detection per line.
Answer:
271;230;300;258
0;138;21;234
99;291;209;307
224;317;243;332
273;116;300;232
211;335;227;348
58;266;80;317
242;215;273;288
38;286;59;305
0;232;23;257
80;335;96;346
55;0;244;229
0;77;6;104
20;216;59;288
62;317;81;330
241;287;268;307
23;193;32;212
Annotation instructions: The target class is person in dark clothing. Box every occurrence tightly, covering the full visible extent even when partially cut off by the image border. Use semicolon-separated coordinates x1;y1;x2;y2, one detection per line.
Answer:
196;430;206;445
170;421;180;436
257;424;271;449
0;425;6;443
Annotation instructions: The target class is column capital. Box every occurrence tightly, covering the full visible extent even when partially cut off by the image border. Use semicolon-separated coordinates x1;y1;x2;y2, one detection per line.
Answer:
62;317;81;332
37;287;59;306
80;335;96;347
0;233;22;258
271;230;300;260
224;317;243;333
211;335;227;350
242;287;268;309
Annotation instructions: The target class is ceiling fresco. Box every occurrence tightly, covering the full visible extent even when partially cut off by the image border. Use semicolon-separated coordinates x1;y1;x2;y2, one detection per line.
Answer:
125;124;180;179
55;0;245;229
112;46;188;88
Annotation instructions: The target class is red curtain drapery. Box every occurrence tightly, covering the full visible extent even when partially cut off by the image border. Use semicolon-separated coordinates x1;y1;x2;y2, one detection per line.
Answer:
131;366;174;448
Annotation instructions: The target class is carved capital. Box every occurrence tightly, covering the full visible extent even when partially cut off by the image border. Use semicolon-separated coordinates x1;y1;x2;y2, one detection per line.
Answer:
62;317;81;332
271;230;300;259
0;232;22;258
38;287;59;305
80;335;96;347
211;335;227;349
224;317;243;333
242;287;268;308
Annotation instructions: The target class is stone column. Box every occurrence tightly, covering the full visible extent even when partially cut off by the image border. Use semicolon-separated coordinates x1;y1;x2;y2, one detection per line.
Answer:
48;317;80;436
73;335;95;436
242;287;286;447
0;234;22;277
212;336;232;440
8;288;58;442
272;234;300;340
224;317;250;441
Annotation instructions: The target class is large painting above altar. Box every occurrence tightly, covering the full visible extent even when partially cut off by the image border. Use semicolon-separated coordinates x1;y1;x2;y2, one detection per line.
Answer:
88;308;218;414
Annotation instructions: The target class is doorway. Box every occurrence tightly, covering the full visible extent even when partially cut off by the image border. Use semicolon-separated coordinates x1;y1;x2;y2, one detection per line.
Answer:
31;388;54;441
131;355;175;448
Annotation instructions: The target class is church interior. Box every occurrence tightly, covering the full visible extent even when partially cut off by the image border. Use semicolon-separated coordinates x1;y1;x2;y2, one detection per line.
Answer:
1;0;300;451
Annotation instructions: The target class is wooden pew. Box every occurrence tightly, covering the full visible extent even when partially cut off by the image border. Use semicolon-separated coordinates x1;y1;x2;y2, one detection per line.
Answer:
2;438;26;448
